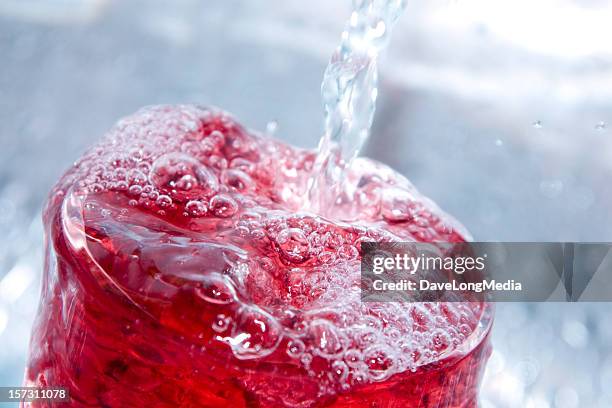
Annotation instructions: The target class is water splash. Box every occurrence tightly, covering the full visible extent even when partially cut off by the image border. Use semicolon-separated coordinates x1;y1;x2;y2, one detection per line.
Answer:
305;0;407;215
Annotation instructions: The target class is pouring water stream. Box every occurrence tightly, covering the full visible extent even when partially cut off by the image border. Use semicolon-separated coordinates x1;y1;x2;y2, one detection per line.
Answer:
305;0;407;215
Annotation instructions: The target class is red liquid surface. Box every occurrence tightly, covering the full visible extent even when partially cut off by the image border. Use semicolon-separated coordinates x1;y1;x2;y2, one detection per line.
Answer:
25;106;492;407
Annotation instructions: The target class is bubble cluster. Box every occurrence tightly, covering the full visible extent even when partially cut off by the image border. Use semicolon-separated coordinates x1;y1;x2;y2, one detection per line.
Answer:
62;105;487;401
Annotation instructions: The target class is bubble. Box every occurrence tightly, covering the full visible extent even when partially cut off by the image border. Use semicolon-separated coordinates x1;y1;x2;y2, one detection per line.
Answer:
90;183;104;193
128;185;143;196
155;195;173;208
222;169;254;191
230;158;255;174
287;339;306;358
410;304;432;331
208;130;226;148
300;353;313;366
350;370;368;386
319;251;337;265
113;168;128;181
381;188;416;222
338;244;359;260
228;306;282;360
208;155;228;170
431;330;451;353
364;346;396;381
330;360;349;383
212;314;232;333
309;320;345;358
150;153;218;197
175;174;198;190
210;194;238;217
185;200;207;217
195;273;237;305
128;169;148;185
344;349;364;368
276;228;311;263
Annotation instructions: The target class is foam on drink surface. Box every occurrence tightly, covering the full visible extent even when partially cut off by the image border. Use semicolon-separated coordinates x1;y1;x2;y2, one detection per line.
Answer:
45;105;489;405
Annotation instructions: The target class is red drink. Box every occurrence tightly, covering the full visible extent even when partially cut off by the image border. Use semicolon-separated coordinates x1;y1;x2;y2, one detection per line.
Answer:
25;105;492;407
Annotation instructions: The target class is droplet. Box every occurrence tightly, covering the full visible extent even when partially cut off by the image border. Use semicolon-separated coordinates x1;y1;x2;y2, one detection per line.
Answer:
595;121;606;131
276;228;311;263
532;120;542;129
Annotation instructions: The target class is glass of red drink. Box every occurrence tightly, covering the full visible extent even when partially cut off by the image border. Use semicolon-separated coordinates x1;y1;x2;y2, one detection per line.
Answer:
24;105;492;407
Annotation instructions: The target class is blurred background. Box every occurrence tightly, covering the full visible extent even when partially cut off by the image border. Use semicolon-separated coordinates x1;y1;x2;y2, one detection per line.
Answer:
1;0;611;406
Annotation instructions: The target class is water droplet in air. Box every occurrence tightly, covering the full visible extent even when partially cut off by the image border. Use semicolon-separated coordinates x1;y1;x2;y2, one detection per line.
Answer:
266;120;278;135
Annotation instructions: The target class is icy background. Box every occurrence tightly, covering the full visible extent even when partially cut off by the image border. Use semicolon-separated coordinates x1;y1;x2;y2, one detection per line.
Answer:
1;0;611;407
